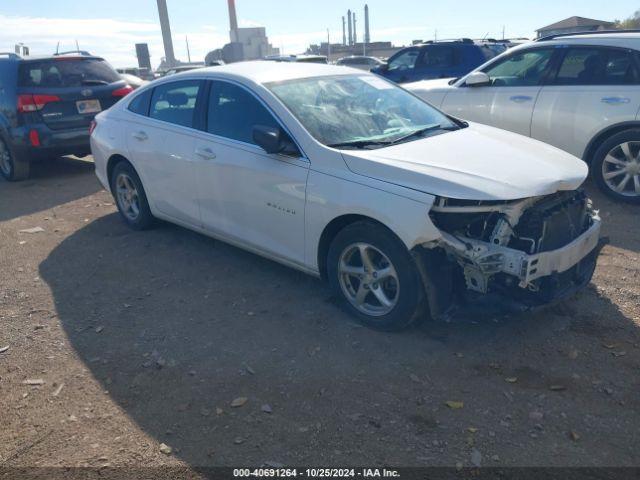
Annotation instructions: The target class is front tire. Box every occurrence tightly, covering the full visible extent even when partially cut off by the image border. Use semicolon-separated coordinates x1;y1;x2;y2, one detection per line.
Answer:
327;221;424;331
592;129;640;204
0;137;30;181
110;162;154;230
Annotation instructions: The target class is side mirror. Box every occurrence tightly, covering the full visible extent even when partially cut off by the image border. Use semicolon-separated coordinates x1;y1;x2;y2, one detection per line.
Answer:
253;125;282;154
252;125;299;156
465;71;491;87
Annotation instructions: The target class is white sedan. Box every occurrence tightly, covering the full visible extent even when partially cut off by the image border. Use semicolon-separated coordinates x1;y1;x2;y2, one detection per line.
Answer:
90;62;602;330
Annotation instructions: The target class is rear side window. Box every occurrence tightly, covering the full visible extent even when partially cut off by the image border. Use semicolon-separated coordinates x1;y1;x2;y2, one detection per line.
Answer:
554;47;639;85
128;89;152;116
207;81;279;144
149;80;201;128
18;58;121;88
418;46;455;68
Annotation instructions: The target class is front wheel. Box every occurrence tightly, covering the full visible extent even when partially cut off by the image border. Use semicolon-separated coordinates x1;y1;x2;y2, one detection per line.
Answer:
592;130;640;204
327;221;424;331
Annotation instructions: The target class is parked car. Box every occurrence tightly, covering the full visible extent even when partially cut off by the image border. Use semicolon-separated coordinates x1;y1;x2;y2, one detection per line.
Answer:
120;73;147;89
90;62;601;330
263;55;328;64
0;50;132;181
371;39;507;83
407;31;640;203
336;55;386;71
162;65;205;76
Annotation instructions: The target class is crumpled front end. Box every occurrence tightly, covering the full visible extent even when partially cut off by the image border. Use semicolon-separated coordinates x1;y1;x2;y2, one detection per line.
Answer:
417;190;604;320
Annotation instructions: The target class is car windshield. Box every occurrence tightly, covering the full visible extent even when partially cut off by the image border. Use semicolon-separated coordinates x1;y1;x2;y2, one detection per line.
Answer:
266;74;458;148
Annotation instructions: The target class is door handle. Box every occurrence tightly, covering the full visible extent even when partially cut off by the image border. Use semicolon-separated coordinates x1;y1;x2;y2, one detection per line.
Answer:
509;95;533;103
195;147;216;160
601;97;630;105
132;131;148;141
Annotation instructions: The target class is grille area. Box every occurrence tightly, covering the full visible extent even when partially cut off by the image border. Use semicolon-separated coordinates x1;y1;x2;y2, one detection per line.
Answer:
509;190;590;253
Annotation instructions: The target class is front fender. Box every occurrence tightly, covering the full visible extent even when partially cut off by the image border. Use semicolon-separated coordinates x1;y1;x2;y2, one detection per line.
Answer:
305;170;440;271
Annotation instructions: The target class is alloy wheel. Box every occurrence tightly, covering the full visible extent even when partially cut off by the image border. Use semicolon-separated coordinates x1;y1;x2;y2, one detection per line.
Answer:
338;242;400;317
0;140;12;177
115;173;141;221
601;141;640;197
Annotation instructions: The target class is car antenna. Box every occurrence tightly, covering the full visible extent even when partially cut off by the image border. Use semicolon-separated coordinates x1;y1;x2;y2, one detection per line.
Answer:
55;41;60;55
75;39;80;51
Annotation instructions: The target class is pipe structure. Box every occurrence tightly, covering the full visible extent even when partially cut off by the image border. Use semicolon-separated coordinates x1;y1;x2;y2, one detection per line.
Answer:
347;10;353;46
364;4;370;44
156;0;176;67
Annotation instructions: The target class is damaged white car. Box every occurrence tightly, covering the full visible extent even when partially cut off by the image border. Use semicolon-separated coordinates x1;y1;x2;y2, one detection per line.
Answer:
90;62;602;330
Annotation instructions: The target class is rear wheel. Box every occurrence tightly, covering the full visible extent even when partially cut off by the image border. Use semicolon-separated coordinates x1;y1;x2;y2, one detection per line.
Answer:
327;221;424;331
0;137;30;181
110;162;154;230
592;130;640;204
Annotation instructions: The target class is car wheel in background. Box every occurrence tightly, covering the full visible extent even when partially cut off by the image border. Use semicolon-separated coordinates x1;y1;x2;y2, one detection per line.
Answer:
110;161;155;230
327;221;424;331
592;129;640;204
0;137;30;181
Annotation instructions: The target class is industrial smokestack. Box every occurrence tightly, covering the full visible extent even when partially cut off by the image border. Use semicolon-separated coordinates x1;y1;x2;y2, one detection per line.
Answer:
364;4;370;44
227;0;238;31
342;16;346;46
156;0;176;67
347;10;352;46
353;13;357;44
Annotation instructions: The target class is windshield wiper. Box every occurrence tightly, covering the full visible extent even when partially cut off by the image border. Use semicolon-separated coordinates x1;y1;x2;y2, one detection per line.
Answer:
81;79;109;85
327;139;392;150
387;124;459;146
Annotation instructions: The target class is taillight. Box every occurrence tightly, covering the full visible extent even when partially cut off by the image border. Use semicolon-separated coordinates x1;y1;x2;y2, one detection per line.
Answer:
18;94;61;113
112;85;133;97
89;120;97;135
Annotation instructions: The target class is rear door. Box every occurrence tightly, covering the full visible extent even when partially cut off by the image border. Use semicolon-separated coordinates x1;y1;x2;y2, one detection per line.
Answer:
125;79;204;226
442;47;557;136
17;57;129;131
531;46;640;158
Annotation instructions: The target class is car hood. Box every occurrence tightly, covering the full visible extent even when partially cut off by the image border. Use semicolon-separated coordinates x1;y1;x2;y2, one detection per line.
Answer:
341;123;588;201
405;78;456;92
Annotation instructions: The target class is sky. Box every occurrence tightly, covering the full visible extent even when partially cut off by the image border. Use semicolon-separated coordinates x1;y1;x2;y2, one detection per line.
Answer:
1;0;638;68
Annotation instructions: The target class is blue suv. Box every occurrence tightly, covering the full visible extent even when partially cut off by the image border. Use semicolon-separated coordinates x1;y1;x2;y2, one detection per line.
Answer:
0;51;132;181
372;39;507;84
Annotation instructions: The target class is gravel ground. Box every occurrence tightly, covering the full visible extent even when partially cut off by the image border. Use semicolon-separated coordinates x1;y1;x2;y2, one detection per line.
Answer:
0;156;639;474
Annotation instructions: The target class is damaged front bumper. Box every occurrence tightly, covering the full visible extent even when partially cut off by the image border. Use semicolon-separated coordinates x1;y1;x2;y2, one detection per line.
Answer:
417;192;603;320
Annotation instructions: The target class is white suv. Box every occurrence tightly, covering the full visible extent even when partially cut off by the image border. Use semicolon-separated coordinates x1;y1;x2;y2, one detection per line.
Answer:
407;32;640;203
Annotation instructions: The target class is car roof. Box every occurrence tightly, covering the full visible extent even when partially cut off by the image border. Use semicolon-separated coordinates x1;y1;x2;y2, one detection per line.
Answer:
534;31;640;49
175;60;357;84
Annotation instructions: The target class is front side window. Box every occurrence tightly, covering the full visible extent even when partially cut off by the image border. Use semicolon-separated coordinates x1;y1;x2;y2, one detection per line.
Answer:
554;47;639;85
207;81;280;144
267;74;458;148
388;49;420;71
149;80;201;128
483;48;554;86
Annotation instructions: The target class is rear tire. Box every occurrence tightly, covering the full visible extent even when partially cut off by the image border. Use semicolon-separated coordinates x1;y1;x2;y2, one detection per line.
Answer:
327;221;424;331
0;137;30;181
592;129;640;204
110;161;155;230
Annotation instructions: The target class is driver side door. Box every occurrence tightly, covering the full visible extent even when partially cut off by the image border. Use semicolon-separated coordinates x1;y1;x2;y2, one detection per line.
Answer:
442;47;557;136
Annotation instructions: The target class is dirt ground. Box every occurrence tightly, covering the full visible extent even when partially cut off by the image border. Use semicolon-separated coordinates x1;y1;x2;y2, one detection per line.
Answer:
0;156;639;474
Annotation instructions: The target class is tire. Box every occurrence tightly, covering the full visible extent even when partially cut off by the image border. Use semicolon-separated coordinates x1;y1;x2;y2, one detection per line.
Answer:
327;221;424;331
0;137;30;181
110;161;155;230
592;129;640;204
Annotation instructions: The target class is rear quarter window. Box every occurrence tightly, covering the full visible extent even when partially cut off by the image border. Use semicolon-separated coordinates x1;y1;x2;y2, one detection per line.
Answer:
18;58;121;88
128;89;152;116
